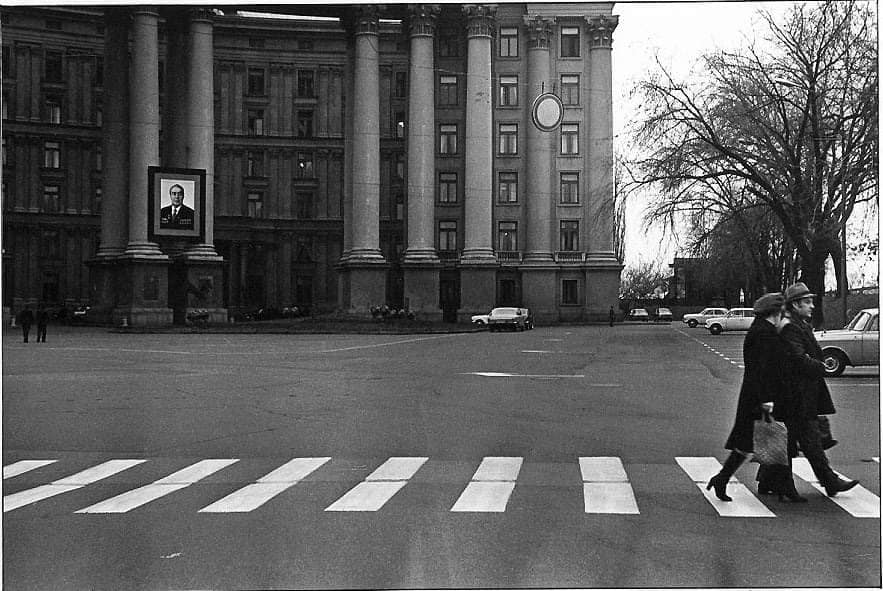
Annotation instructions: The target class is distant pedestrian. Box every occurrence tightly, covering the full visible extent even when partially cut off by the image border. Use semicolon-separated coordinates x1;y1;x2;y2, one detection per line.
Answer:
36;306;48;343
609;306;616;327
17;305;34;343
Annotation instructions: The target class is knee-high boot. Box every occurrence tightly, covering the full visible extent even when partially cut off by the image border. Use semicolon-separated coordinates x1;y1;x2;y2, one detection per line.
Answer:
706;452;745;501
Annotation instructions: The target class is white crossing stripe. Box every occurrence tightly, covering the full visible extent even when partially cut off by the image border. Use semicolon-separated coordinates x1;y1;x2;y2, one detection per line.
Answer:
873;457;880;464
3;459;146;512
579;457;639;514
199;457;330;513
77;459;239;513
326;457;428;512
451;457;522;512
3;460;57;479
790;458;880;518
676;457;775;517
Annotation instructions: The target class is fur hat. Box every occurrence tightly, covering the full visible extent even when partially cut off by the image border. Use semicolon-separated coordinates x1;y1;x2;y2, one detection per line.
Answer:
784;282;815;303
753;292;785;316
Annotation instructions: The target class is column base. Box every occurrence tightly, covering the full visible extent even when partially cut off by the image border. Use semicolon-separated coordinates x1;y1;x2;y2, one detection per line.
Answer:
522;251;555;264
170;253;227;325
460;248;497;264
123;241;167;259
111;254;173;326
521;268;558;324
458;265;497;322
585;261;623;321
402;261;442;322
402;247;440;265
337;261;390;316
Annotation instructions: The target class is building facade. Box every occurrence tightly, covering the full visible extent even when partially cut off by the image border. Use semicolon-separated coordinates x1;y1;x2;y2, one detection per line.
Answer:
1;4;622;325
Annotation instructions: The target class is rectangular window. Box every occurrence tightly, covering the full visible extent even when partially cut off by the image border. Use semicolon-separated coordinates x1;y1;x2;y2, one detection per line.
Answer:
94;57;103;87
394;111;405;139
499;75;518;106
561;74;579;105
561;123;579;155
499;27;518;57
561;26;580;57
394;71;407;98
296;191;313;219
439;75;458;106
498;172;518;203
45;98;61;124
246;150;264;177
2;94;7;119
94;187;102;212
498;221;518;251
95;146;102;171
562;279;579;304
439;35;459;57
42;230;61;259
438;172;457;204
394;153;405;180
296;110;313;138
438;221;458;252
247;191;263;218
43;141;60;168
1;137;7;166
297;70;314;98
95;106;103;127
296;152;313;178
247;68;265;95
560;172;579;204
2;46;11;79
498;123;518;155
560;220;579;251
43;185;60;213
247;109;264;136
439;124;457;155
249;38;265;49
44;50;63;82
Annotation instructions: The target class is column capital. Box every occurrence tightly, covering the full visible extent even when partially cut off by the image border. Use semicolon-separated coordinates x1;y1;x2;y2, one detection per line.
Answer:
407;4;440;37
463;4;497;38
523;15;553;50
347;6;380;36
130;6;160;19
187;7;215;24
585;15;618;49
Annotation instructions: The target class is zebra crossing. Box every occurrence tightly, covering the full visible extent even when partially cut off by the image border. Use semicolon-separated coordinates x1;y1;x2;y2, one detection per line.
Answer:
3;456;879;518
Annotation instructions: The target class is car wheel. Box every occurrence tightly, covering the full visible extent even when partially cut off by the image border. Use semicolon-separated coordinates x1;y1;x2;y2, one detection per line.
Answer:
709;324;723;335
822;350;847;377
687;319;698;328
475;319;485;325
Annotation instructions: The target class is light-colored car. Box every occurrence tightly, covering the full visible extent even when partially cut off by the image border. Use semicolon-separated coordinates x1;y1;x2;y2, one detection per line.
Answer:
655;307;673;322
683;307;729;328
471;312;491;325
816;308;879;377
706;308;755;335
627;308;650;322
488;307;528;331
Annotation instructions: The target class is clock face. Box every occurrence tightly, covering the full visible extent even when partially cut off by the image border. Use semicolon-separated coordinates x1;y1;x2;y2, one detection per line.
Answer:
531;93;564;131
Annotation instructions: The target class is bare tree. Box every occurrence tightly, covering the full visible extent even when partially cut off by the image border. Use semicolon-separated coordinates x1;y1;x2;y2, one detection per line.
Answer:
633;1;878;326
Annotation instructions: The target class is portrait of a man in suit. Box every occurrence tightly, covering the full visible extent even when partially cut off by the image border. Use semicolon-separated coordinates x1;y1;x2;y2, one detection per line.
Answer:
159;183;195;229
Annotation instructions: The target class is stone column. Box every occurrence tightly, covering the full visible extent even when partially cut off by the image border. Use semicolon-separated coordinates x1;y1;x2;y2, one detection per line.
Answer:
523;15;554;263
459;4;498;322
584;14;622;320
402;4;442;321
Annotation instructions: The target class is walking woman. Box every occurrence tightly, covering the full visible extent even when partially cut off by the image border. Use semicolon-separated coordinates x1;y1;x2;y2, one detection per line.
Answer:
707;292;806;502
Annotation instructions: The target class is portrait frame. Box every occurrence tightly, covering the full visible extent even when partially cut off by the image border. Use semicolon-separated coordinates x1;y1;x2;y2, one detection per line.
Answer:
148;166;206;241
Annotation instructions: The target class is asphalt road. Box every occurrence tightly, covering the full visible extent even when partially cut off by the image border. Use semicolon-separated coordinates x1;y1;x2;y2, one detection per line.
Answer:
2;323;880;590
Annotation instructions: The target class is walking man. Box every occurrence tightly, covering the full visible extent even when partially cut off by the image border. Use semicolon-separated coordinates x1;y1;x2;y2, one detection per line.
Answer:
17;305;34;343
609;306;616;327
36;305;48;343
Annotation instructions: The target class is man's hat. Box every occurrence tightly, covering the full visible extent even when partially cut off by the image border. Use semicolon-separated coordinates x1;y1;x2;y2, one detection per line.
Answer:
753;292;785;316
784;282;815;303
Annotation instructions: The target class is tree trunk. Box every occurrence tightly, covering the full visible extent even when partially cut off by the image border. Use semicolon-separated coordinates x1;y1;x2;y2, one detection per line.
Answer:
798;247;829;329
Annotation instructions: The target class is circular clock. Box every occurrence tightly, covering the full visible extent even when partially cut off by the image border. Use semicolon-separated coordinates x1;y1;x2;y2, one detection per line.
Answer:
531;93;564;132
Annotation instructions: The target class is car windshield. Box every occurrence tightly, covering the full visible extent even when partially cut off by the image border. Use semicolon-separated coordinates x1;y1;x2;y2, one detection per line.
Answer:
847;311;875;331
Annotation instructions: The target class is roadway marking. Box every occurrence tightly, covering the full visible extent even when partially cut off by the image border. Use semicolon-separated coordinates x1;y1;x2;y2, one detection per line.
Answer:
676;329;745;368
42;347;195;355
676;457;775;517
317;334;462;353
3;460;147;512
200;457;331;513
3;460;57;479
465;372;585;379
522;350;552;353
325;457;428;512
790;458;880;518
77;459;239;513
451;457;522;512
579;457;639;514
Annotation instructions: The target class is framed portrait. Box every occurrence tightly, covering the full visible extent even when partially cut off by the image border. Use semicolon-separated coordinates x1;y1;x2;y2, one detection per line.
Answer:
148;166;206;240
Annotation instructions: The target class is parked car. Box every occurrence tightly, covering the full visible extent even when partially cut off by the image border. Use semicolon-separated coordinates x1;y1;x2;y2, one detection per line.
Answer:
627;308;650;322
683;307;729;328
655;308;673;322
815;307;879;376
487;307;528;331
706;308;755;334
520;308;534;330
471;311;491;325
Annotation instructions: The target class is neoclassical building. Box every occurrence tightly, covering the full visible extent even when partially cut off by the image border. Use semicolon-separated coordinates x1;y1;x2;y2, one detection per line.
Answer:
1;3;622;325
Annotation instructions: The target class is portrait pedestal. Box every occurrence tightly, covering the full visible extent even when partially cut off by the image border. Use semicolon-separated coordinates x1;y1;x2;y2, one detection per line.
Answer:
170;249;227;325
337;259;389;317
521;265;558;324
402;261;442;322
111;254;173;326
457;264;497;323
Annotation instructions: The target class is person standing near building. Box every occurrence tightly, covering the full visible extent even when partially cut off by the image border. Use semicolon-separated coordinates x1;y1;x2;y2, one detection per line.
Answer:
36;305;48;343
609;306;616;327
777;282;858;497
17;305;34;343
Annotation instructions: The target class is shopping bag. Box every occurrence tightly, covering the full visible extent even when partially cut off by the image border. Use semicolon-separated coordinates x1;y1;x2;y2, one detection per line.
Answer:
752;411;789;466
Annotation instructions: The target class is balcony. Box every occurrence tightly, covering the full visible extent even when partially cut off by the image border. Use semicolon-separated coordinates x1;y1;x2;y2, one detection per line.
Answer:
496;250;522;264
554;251;585;264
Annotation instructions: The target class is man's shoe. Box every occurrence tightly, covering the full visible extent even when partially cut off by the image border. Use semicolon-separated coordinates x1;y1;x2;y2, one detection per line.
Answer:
825;478;859;497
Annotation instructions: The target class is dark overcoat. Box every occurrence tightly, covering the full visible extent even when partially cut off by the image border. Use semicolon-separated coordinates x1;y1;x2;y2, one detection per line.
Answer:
779;316;836;418
724;317;787;452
